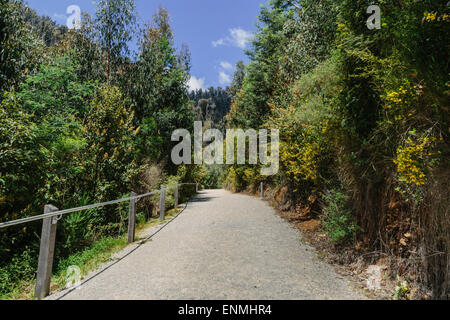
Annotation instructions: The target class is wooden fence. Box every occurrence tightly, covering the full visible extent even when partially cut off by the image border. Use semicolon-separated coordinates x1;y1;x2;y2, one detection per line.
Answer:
0;183;200;299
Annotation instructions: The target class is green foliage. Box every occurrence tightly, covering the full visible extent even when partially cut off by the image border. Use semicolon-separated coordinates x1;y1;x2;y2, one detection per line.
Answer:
321;189;359;244
20;3;68;46
224;167;246;193
0;1;198;298
228;0;293;129
0;93;47;223
0;0;44;92
164;175;180;209
226;0;449;297
125;6;194;167
0;246;37;296
59;195;102;252
56;236;128;273
280;0;338;82
203;165;225;189
190;87;231;131
177;164;207;186
56;16;105;83
229;61;246;100
17;55;96;119
393;276;410;300
94;0;137;80
81;85;137;204
133;117;162;161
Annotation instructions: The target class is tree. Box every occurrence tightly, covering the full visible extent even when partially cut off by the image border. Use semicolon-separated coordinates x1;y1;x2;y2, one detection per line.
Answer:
0;93;48;266
230;61;246;100
20;4;68;46
227;0;293;128
17;55;96;120
81;85;137;203
127;6;194;166
94;0;137;81
56;13;105;83
190;87;232;130
0;0;43;93
280;0;338;82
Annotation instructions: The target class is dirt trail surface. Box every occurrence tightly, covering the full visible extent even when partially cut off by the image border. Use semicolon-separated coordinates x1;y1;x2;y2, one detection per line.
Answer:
48;189;366;300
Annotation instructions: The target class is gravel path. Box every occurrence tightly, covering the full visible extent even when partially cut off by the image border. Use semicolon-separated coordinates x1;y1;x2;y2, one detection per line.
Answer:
49;189;365;300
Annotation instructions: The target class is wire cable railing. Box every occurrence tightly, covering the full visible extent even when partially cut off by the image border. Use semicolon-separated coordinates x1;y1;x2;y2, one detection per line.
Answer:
0;183;197;229
0;182;200;299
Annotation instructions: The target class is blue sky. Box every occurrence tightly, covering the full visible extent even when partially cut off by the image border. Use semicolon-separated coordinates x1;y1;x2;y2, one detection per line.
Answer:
25;0;266;90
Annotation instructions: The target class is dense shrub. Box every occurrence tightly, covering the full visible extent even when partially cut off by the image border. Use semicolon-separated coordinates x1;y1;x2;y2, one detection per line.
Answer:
321;189;359;244
0;1;199;298
225;0;449;298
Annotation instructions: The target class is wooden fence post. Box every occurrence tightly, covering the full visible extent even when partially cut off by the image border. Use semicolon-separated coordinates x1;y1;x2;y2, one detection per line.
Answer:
174;185;179;208
128;192;137;243
160;186;166;221
35;205;59;299
260;182;264;199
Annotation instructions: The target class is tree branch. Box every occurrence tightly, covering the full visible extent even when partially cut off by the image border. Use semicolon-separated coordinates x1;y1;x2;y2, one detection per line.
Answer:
286;0;302;10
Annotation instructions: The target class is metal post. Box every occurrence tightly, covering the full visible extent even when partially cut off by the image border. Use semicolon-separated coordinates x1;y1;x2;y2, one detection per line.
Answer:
35;205;59;299
160;186;166;221
128;192;137;243
196;183;199;193
174;185;179;208
260;182;264;199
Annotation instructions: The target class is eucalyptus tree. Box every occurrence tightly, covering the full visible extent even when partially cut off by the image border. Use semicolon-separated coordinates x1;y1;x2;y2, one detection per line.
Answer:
125;6;194;166
94;0;137;81
56;12;105;83
0;0;43;93
227;0;293;129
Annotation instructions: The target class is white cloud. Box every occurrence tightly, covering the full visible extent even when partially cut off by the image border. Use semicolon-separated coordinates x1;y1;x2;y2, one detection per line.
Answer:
219;71;231;85
212;28;253;49
188;76;206;91
229;28;253;49
212;39;225;47
220;61;233;71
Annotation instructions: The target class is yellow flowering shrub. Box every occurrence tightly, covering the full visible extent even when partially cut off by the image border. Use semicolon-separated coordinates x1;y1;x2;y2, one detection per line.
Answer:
224;167;241;192
280;134;321;183
266;80;333;189
243;168;260;185
394;135;437;186
424;12;450;23
384;81;421;122
424;12;437;22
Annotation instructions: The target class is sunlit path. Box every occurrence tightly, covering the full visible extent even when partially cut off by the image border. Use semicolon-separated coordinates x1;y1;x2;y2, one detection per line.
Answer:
49;190;365;300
